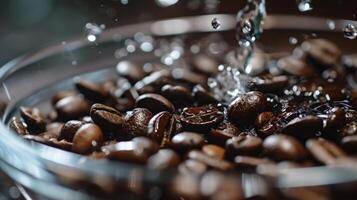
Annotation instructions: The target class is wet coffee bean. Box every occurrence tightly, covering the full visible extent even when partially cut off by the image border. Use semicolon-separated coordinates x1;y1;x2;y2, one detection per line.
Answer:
202;144;225;159
125;108;152;137
227;91;267;124
208;121;241;146
75;79;108;102
341;135;357;153
187;150;234;171
277;55;315;76
191;54;219;76
250;75;289;94
55;95;91;121
179;105;223;132
116;61;145;83
255;112;274;128
147;111;175;147
192;84;218;105
263;134;308;161
59;120;83;142
235;156;274;170
51;90;76;105
90;103;126;134
324;107;346;134
20;107;46;134
161;84;193;106
72;123;104;154
225;135;263;159
9;117;29;135
282;115;323;140
301;39;341;67
178;159;207;175
147;149;180;170
136;93;175;114
306;138;346;165
170;132;205;153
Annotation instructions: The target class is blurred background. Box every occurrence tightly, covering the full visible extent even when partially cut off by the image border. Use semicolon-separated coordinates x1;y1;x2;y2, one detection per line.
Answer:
0;0;356;66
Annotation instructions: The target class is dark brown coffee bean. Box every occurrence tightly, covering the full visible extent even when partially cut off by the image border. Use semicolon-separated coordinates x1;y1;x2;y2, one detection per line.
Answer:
75;79;108;102
171;68;208;86
341;122;357;137
192;84;218;105
301;39;341;67
59;120;83;142
341;135;357;153
51;90;76;105
20;107;46;134
147;111;175;147
116;61;145;83
72;123;104;154
187;150;234;171
255;112;274;128
263;134;308;161
40;122;63;140
170;132;205;153
179;105;223;132
90;103;126;133
282;115;323;140
250;75;289;94
55;95;91;120
225;135;263;159
202;144;225;159
178;159;207;175
306;138;346;165
9;117;29;135
208;121;241;146
136;93;175;114
161;84;193;106
191;54;219;76
277;55;315;76
147;149;180;170
324;107;346;134
102;137;159;163
351;90;357;110
235;156;274;170
227;91;267;124
125;108;152;137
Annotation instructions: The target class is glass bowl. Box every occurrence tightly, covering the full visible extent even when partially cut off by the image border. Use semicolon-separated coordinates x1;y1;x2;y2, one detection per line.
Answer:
0;11;357;200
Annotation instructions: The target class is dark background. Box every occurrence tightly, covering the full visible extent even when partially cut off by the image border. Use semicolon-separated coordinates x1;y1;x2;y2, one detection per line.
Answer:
0;0;356;65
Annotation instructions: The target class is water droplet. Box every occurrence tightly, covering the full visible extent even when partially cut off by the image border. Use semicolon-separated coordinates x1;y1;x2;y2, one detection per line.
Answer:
121;0;129;5
125;39;137;53
343;24;357;40
190;44;200;54
297;0;313;12
211;17;221;30
289;36;298;45
155;0;179;7
84;23;105;43
61;41;67;45
326;19;335;30
71;60;78;66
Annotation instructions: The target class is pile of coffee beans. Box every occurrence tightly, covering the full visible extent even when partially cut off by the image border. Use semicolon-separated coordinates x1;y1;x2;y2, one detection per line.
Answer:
9;38;357;199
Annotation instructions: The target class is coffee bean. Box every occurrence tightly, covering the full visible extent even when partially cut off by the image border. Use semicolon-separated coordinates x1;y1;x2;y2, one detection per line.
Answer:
351;90;357;110
116;61;145;83
147;111;175;147
170;132;205;153
59;120;83;142
225;134;263;159
227;91;267;124
51;90;76;105
341;122;357;137
40;122;63;140
324;107;346;134
24;135;73;151
306;138;346;165
20;107;46;134
134;70;173;94
179;105;223;132
187;150;234;171
9;117;29;135
191;54;219;76
72;123;104;154
208;121;241;146
192;84;218;105
255;112;274;128
178;159;207;175
301;39;341;67
147;149;180;170
235;156;274;170
75;79;108;102
136;93;175;114
282;115;323;140
263;134;308;161
277;55;315;76
169;174;201;200
250;75;289;94
161;84;193;106
90;103;126;134
125;108;152;137
55;95;91;121
341;135;357;153
202;144;225;159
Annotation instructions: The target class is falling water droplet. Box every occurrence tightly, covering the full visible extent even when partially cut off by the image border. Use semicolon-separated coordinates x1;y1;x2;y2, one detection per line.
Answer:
211;17;221;30
84;23;105;43
343;24;357;39
326;19;336;30
297;0;313;12
289;36;298;45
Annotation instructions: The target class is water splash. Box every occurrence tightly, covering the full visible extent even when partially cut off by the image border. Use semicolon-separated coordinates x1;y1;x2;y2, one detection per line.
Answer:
326;19;335;30
2;83;11;101
343;24;357;40
297;0;313;12
211;17;221;30
289;36;298;45
84;23;105;42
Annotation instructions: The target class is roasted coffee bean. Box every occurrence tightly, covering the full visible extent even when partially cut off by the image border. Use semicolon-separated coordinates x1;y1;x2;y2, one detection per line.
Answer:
202;144;225;159
161;84;193;106
234;156;274;169
263;134;308;161
20;107;46;134
136;93;175;114
102;137;159;163
51;90;76;105
90;103;126;133
282;115;323;140
227;91;267;124
55;95;91;121
341;135;357;153
116;61;145;83
125;108;152;137
170;132;205;153
250;75;289;94
179;105;223;132
9;117;29;135
255;112;274;128
169;174;201;200
277;55;315;76
324;107;346;134
59;120;83;142
208;121;241;146
40;122;63;140
171;68;208;86
147;149;180;170
178;159;207;175
147;111;175;147
72;123;104;154
134;70;172;94
75;79;108;102
191;54;219;76
187;150;234;171
192;84;218;105
301;39;341;67
341;122;357;137
351;90;357;110
306;138;346;165
225;135;263;159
